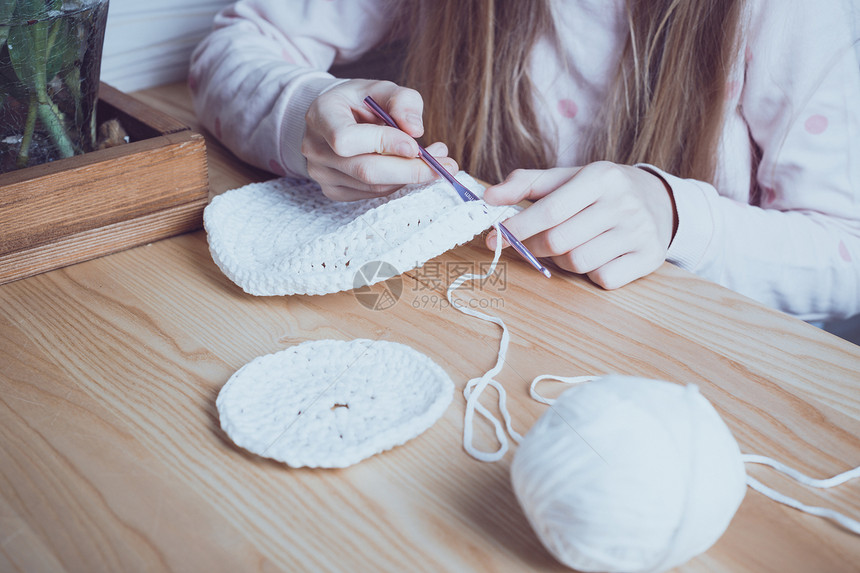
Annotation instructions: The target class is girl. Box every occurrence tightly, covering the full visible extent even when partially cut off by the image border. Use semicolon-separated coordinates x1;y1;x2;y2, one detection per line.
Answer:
190;0;860;329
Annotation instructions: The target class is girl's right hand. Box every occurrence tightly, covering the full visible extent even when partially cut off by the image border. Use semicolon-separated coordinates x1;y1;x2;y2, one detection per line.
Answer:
302;79;458;201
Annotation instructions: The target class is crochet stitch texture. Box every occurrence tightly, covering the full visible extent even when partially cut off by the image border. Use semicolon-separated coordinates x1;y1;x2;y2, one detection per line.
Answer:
203;172;517;296
217;339;454;468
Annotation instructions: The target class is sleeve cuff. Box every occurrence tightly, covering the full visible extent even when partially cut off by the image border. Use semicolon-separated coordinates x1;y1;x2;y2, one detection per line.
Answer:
279;75;349;178
634;163;717;271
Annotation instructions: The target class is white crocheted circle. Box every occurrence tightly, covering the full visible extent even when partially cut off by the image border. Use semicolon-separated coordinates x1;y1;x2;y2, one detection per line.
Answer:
217;339;454;468
203;172;517;295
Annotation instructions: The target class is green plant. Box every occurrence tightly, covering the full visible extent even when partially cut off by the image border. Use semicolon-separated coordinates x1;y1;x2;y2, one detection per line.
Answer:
0;0;109;171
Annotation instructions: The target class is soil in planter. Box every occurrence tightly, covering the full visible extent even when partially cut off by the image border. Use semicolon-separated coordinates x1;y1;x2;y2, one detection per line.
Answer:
0;1;110;173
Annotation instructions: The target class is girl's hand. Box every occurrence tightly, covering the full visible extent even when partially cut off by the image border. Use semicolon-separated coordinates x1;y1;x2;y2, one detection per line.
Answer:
302;79;458;201
484;162;677;289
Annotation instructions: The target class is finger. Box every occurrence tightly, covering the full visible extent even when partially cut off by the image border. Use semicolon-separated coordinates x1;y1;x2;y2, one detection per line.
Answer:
309;83;421;158
552;228;631;275
314;79;410;127
371;84;425;138
425;142;458;173
485;228;508;251
523;202;616;257
337;153;458;186
484;167;582;206
313;150;459;193
304;129;432;177
324;122;420;159
586;250;663;290
321;183;400;202
310;164;404;198
492;174;601;245
437;156;459;175
425;141;448;156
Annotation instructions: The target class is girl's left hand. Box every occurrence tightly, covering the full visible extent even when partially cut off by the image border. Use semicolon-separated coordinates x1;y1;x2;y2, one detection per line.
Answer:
484;162;677;289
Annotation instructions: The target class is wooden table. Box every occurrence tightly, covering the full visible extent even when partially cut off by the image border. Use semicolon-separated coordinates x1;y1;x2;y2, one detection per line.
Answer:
2;82;859;573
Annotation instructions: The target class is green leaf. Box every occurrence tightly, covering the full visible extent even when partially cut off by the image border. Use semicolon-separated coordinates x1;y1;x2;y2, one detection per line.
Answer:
14;0;49;22
0;1;17;24
45;17;71;81
0;42;29;101
0;2;17;61
7;20;49;93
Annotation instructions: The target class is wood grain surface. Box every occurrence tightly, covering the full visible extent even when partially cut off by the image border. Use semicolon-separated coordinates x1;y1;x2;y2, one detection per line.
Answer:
0;131;206;255
0;82;858;573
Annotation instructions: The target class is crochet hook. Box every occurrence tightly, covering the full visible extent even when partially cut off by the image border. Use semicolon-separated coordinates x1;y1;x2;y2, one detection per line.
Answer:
363;96;552;279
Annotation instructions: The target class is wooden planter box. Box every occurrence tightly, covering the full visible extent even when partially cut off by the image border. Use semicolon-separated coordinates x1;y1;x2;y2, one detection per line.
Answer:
0;83;209;285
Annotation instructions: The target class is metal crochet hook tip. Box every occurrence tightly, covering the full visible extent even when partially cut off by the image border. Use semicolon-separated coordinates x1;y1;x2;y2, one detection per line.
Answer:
363;95;551;279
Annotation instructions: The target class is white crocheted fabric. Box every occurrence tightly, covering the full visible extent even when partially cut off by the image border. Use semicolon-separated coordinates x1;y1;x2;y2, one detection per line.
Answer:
203;172;517;295
217;339;454;468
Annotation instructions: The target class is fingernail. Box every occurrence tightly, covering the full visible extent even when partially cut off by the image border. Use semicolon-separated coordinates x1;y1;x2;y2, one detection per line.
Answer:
486;230;497;249
395;142;416;157
425;142;442;155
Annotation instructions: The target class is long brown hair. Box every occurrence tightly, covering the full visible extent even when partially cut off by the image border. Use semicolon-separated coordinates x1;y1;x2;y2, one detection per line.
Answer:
401;0;744;184
401;0;556;184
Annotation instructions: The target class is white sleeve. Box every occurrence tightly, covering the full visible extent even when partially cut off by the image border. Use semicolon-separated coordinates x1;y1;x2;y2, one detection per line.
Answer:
189;0;397;178
663;0;860;321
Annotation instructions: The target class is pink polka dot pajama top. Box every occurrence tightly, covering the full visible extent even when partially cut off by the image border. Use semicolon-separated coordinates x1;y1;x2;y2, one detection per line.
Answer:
189;0;860;322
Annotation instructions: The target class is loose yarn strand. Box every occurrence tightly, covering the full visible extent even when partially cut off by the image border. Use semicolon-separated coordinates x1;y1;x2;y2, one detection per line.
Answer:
742;454;860;535
742;454;860;488
447;224;522;462
448;226;860;539
529;374;601;405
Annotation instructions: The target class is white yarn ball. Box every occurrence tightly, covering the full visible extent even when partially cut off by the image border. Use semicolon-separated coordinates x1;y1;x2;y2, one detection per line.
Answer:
511;375;746;573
